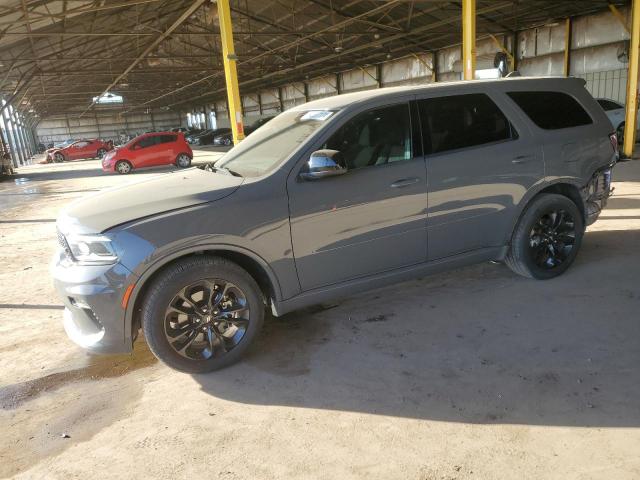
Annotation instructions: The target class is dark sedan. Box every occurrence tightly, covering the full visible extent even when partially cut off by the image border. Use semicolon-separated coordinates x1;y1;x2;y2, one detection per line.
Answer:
191;128;231;146
213;117;274;146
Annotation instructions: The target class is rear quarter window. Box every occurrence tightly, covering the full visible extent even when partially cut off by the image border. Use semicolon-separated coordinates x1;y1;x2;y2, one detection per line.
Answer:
507;91;592;130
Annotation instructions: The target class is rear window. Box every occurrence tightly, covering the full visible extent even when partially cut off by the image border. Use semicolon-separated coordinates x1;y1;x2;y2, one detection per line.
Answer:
507;91;592;130
419;93;515;154
597;99;623;111
157;134;177;144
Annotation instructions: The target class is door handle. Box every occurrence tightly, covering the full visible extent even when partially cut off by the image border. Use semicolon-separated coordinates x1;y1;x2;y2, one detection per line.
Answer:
390;177;421;188
512;154;534;164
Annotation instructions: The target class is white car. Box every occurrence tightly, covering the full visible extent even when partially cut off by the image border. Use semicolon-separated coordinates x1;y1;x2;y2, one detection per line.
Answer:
596;98;640;145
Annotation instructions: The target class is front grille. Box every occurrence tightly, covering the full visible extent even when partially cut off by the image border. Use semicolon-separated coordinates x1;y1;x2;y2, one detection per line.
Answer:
57;229;73;258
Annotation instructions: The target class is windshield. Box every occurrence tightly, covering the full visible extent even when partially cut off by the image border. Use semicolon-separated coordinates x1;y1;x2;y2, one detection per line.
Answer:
215;110;335;177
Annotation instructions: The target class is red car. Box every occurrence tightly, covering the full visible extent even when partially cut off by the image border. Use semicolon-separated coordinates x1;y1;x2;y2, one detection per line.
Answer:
47;139;113;162
101;132;193;174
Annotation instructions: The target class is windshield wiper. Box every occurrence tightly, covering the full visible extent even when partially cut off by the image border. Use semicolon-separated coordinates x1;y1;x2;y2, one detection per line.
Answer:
217;166;243;177
200;163;242;177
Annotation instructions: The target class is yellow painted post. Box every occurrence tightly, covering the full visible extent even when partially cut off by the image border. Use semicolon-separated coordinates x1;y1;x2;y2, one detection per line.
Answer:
563;18;572;77
218;0;244;144
462;0;476;80
624;0;640;157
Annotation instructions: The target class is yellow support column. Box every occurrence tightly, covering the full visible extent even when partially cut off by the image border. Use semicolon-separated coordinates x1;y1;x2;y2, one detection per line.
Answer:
462;0;476;80
563;18;572;77
218;0;244;145
624;0;640;157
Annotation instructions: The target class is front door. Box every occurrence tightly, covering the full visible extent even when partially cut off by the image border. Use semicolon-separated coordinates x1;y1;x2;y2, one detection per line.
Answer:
68;141;91;160
417;92;544;260
287;102;428;291
132;135;161;167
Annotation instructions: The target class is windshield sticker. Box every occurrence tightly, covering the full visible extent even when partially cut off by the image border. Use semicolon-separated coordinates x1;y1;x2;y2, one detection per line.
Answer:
301;110;334;121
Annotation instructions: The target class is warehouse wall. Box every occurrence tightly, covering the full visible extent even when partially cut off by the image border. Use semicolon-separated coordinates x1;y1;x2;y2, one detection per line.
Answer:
205;5;630;120
40;5;632;141
36;108;184;144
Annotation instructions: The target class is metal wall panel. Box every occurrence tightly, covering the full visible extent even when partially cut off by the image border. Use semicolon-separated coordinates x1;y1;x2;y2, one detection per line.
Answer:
281;83;306;110
341;66;378;91
307;75;338;100
381;53;432;86
37;110;182;143
572;7;630;49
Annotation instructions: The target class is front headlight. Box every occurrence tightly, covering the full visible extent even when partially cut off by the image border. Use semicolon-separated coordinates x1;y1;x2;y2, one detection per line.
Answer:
65;234;118;265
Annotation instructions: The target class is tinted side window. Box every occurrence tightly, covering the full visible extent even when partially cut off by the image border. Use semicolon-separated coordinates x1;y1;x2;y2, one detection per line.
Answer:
324;104;412;170
507;91;592;129
419;93;513;154
137;136;157;148
597;99;622;111
158;134;177;144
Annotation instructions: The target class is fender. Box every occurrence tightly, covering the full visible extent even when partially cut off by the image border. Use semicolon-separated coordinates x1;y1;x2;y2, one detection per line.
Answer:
504;176;587;246
122;242;283;347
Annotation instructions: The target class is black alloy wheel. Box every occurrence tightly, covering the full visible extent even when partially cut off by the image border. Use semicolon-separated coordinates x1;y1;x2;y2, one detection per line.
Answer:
505;193;584;279
528;209;576;269
141;256;264;373
164;279;250;361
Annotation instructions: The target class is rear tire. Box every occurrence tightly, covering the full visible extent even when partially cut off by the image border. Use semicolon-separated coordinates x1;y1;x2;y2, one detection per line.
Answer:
141;256;264;373
115;160;132;174
616;122;625;147
505;193;584;279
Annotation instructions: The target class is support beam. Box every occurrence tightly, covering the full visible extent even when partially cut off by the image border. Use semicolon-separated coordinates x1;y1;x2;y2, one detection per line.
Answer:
218;0;245;144
563;18;572;77
79;0;207;118
462;0;476;80
609;3;631;34
624;0;640;157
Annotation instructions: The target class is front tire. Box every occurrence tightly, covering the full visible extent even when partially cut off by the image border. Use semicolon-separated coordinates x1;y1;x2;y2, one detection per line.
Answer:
505;193;584;279
97;148;107;159
141;256;264;373
115;160;132;174
176;153;191;168
54;152;65;163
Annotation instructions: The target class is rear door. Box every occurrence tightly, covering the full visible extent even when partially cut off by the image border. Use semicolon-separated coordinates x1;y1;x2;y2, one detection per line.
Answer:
155;134;178;164
418;91;543;260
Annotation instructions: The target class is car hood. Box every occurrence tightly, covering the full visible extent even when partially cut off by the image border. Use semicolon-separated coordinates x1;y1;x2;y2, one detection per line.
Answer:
58;167;244;234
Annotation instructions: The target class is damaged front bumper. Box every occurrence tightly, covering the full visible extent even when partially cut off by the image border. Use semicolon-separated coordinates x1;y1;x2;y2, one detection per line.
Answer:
583;164;614;225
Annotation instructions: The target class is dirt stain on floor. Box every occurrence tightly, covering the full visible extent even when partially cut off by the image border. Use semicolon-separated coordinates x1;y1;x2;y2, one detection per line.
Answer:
0;341;157;410
0;342;158;477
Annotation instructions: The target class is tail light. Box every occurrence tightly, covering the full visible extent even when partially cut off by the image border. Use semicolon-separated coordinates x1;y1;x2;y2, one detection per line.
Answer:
609;131;619;155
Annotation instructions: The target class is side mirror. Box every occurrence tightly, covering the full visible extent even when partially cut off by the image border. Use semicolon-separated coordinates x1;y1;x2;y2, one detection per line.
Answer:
300;149;347;180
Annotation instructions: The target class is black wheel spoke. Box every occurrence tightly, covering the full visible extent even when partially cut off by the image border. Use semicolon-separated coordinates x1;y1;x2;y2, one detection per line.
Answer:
164;279;250;361
528;207;576;270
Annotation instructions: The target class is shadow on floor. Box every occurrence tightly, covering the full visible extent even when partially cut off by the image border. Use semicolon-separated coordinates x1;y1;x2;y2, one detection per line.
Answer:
190;228;640;427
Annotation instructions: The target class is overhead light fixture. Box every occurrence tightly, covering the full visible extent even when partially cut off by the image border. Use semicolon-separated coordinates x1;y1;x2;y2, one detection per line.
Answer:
334;46;343;53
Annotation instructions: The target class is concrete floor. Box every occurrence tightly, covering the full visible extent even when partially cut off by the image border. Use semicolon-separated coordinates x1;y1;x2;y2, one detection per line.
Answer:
1;152;639;479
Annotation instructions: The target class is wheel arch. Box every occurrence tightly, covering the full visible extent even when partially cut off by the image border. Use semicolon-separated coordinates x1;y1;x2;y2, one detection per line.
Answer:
506;180;585;248
125;246;281;342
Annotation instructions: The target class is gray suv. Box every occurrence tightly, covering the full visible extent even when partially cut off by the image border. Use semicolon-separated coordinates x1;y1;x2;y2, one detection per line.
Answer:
53;77;615;372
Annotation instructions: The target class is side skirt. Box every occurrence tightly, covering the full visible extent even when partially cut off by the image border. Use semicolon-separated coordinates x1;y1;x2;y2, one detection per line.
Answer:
272;246;508;316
